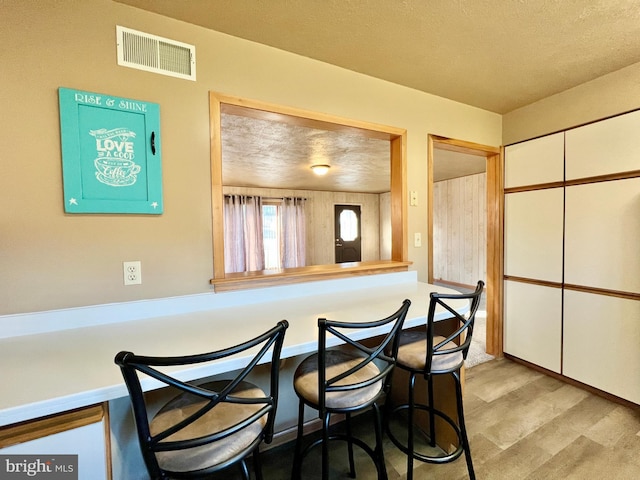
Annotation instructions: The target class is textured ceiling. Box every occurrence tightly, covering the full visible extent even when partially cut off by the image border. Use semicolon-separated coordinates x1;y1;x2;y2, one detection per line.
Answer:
221;112;483;192
116;0;637;190
222;113;392;193
116;0;640;114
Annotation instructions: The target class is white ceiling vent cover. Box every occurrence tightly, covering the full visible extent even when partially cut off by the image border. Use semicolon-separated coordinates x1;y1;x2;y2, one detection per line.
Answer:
116;26;196;81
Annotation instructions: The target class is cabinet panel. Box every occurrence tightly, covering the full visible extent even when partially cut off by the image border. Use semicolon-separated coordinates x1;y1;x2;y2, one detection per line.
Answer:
504;188;564;282
565;178;640;294
504;132;564;188
565;109;640;180
564;290;640;404
0;421;107;480
504;280;562;373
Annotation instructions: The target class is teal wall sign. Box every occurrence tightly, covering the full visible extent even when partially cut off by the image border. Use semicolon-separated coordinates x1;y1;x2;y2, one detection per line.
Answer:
59;88;163;214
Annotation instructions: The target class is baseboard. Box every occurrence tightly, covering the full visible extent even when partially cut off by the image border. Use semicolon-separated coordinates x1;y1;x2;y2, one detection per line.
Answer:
504;354;639;410
433;279;480;291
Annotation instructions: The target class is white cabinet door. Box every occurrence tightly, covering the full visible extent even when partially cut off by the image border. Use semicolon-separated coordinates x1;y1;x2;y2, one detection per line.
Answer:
0;421;108;480
504;280;562;373
565;109;640;180
565;177;640;294
504;188;564;282
505;132;564;188
564;290;640;404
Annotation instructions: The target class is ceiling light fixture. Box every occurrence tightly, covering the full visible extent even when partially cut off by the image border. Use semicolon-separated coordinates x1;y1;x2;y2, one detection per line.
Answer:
311;164;330;176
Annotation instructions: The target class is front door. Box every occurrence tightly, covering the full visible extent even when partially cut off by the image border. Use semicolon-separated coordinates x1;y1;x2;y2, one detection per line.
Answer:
335;205;362;263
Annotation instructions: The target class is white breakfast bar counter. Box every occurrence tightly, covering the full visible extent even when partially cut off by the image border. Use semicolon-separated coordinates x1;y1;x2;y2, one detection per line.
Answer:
0;272;467;478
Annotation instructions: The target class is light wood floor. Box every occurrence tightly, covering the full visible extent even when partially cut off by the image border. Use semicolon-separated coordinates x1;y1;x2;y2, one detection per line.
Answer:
253;357;640;479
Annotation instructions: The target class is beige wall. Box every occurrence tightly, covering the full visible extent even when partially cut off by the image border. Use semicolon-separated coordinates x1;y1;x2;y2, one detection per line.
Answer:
503;61;640;144
223;186;385;265
0;0;501;315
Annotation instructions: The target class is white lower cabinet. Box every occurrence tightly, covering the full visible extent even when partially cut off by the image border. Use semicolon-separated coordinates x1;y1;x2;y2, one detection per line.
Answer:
563;290;640;404
504;280;562;373
0;406;108;480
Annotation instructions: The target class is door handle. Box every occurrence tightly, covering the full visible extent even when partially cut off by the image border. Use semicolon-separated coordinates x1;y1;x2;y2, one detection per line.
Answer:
150;131;156;155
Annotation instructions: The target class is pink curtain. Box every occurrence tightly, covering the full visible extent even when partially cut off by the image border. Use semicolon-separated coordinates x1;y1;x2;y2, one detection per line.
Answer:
223;195;265;273
281;197;306;268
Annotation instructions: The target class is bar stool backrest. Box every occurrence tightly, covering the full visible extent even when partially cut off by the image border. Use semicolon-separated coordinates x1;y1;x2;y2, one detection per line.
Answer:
426;281;484;374
115;320;288;479
317;299;411;414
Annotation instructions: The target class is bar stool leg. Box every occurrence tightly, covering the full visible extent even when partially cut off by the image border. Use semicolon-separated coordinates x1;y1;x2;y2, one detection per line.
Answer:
239;458;250;480
427;374;436;448
373;402;388;480
453;371;475;480
406;372;416;480
253;448;263;480
345;413;356;477
321;412;331;480
291;400;305;480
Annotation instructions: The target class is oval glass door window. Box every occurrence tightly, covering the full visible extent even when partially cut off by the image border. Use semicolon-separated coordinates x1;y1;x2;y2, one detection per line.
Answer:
340;209;358;241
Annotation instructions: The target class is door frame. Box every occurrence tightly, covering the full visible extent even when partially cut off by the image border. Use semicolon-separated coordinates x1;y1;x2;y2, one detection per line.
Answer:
428;135;504;356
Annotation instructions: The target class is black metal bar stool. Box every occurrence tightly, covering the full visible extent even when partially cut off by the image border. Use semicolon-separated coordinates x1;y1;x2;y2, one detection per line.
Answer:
115;320;288;480
385;281;484;480
291;299;411;480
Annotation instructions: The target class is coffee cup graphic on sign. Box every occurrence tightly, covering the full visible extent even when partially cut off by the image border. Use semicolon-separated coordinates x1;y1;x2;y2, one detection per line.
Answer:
90;128;140;186
94;158;141;186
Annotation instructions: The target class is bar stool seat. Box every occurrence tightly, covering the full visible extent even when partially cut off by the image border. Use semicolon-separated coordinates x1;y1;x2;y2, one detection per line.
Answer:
150;380;268;473
385;281;484;480
294;349;383;409
396;331;463;371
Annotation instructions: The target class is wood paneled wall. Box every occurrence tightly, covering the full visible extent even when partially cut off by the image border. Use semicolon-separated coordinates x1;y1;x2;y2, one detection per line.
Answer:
432;173;486;286
223;186;390;265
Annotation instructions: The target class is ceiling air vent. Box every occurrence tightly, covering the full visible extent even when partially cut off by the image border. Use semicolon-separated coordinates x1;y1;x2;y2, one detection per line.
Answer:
116;26;196;81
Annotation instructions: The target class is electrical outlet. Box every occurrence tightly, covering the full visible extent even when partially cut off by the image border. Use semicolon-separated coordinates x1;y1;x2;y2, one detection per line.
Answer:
123;261;142;285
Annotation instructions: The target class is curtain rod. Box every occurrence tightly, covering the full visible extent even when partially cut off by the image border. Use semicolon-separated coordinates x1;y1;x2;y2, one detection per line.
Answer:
224;194;307;201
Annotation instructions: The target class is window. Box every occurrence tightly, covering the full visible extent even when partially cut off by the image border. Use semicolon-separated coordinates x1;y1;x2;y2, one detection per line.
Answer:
262;203;280;270
262;198;306;270
339;209;359;241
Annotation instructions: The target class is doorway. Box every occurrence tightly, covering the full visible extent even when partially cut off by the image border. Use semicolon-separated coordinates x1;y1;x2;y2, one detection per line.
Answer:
428;135;503;357
334;204;362;263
